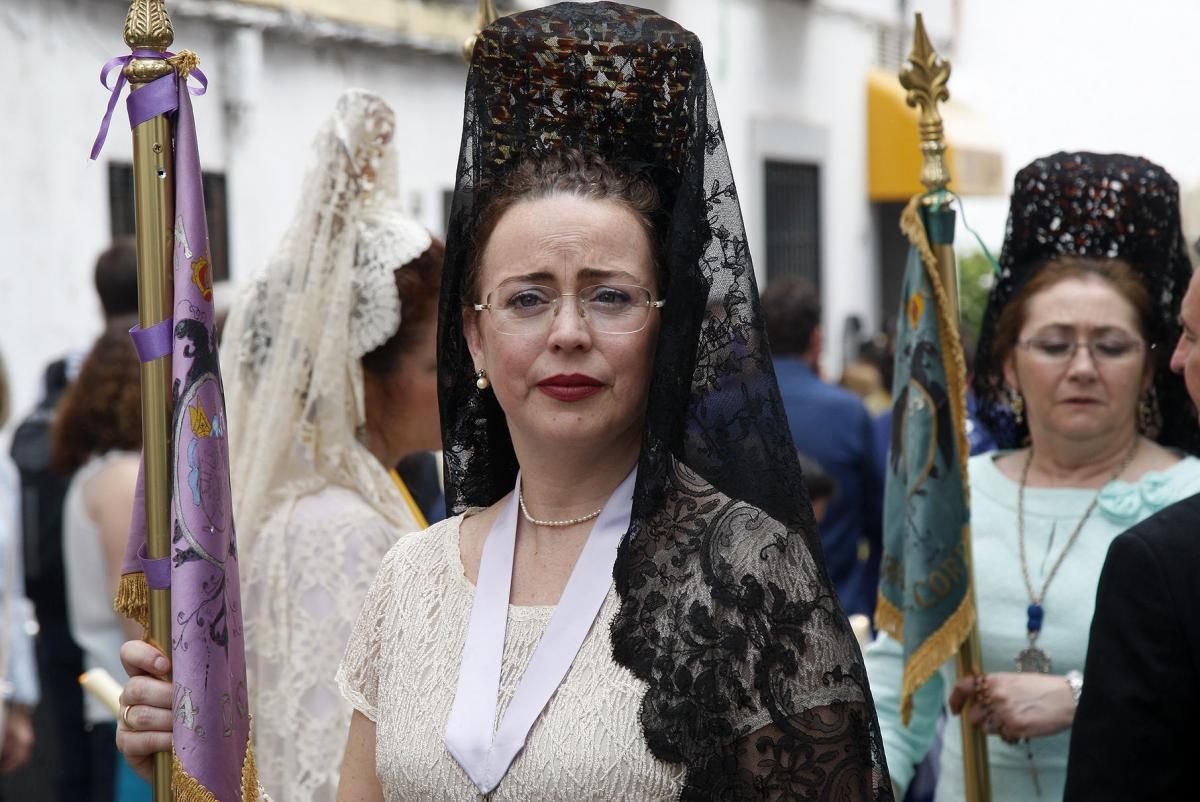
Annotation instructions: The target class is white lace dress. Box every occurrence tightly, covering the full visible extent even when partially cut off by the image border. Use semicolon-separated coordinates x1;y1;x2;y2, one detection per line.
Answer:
244;483;413;802
336;514;687;801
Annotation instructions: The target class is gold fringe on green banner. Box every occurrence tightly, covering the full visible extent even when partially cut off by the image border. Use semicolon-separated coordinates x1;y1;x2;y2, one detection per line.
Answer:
875;589;903;645
882;546;976;722
884;195;979;725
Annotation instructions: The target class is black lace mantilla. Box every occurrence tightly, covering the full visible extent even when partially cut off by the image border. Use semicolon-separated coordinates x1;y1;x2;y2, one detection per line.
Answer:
973;152;1200;453
437;4;893;799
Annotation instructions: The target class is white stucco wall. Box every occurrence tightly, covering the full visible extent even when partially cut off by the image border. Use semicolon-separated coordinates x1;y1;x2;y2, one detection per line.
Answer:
0;1;223;422
0;0;468;423
223;29;468;283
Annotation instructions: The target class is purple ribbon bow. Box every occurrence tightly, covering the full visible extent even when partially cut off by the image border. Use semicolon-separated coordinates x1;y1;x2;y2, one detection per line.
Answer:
90;49;209;161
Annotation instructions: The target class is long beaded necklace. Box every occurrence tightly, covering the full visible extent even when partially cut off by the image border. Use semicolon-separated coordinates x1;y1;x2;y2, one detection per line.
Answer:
1015;438;1139;673
1013;437;1138;795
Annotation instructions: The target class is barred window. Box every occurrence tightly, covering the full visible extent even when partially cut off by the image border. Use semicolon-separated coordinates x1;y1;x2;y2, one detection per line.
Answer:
108;162;231;282
764;160;821;290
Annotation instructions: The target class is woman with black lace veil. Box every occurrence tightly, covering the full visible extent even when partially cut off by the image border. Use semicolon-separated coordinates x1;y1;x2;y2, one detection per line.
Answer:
865;152;1200;801
115;4;892;800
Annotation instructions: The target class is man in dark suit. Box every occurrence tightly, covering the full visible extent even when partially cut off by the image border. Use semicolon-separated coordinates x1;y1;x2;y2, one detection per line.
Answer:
762;278;882;619
1064;268;1200;801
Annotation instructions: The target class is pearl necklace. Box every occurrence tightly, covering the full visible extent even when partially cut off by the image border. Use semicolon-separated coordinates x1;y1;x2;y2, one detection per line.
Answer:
518;489;603;528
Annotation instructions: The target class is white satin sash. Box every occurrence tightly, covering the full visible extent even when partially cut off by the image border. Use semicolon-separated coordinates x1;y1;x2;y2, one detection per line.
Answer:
444;469;636;794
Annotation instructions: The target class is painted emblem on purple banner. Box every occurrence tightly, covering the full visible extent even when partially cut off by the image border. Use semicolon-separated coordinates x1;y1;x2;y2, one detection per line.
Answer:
171;307;236;657
192;256;213;302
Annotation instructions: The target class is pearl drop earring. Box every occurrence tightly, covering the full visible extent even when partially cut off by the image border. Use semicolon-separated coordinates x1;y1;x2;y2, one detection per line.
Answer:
475;369;490;390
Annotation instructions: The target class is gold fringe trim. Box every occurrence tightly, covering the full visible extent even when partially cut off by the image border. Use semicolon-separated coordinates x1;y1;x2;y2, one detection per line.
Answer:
877;580;978;724
243;728;260;802
170;737;259;802
114;571;150;631
173;752;218;802
885;196;979;726
119;576;260;797
875;589;904;645
896;533;976;725
120;579;260;800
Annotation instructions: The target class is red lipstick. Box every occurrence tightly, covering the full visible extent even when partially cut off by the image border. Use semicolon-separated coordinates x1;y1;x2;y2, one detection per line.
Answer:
538;373;603;402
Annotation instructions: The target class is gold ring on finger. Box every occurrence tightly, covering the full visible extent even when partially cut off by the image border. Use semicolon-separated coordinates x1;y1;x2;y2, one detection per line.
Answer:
121;703;137;731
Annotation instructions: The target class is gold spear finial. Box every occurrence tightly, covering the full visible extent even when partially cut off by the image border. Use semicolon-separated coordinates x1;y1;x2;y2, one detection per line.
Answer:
899;13;952;193
463;0;500;64
123;0;175;83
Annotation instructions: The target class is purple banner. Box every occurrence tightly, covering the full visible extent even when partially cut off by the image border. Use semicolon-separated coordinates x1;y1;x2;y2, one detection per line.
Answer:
119;71;253;801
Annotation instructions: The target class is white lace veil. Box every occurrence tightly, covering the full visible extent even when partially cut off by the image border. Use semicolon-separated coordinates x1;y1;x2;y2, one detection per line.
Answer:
221;89;432;537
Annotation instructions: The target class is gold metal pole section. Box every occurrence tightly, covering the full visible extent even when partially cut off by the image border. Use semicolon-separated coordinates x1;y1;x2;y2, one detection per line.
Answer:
900;14;959;322
900;13;992;802
462;0;500;63
124;2;175;800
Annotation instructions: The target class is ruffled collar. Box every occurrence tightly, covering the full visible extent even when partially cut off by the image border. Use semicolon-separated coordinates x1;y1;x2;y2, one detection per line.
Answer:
973;451;1200;525
1096;465;1194;524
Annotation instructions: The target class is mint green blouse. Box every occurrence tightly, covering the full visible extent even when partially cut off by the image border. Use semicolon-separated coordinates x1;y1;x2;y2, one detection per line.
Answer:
865;451;1200;801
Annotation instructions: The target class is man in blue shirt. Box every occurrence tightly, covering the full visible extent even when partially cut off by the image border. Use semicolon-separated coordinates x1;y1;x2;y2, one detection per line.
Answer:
762;278;882;618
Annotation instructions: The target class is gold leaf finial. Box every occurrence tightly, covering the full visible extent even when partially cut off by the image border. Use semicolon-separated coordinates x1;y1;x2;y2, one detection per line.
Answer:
123;0;175;83
124;0;174;51
899;13;952;192
462;0;500;64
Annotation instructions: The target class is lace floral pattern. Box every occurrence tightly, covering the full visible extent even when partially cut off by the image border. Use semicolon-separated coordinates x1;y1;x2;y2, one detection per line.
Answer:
218;90;428;800
349;208;432;359
244;484;414;802
221;89;418;538
437;5;893;798
337;517;689;801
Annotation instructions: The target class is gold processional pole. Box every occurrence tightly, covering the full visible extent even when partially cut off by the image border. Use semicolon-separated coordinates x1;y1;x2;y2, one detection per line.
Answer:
462;0;500;62
123;2;176;800
900;14;992;802
902;14;959;322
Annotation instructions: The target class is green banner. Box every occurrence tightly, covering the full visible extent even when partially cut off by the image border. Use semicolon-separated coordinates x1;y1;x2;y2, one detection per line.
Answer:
876;199;975;724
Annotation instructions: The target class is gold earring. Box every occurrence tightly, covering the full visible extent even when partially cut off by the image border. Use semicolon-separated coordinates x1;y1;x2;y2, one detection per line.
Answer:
475;369;490;390
1138;386;1160;437
1010;388;1025;424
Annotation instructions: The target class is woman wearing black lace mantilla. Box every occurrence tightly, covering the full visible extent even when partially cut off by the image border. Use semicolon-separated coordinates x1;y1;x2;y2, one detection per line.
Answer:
115;4;893;799
866;152;1200;801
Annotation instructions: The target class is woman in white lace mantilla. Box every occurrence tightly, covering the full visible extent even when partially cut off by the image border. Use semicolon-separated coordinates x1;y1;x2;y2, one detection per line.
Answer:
120;89;443;802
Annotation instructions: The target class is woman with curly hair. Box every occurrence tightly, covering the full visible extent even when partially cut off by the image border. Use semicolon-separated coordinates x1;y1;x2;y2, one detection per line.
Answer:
51;321;148;802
